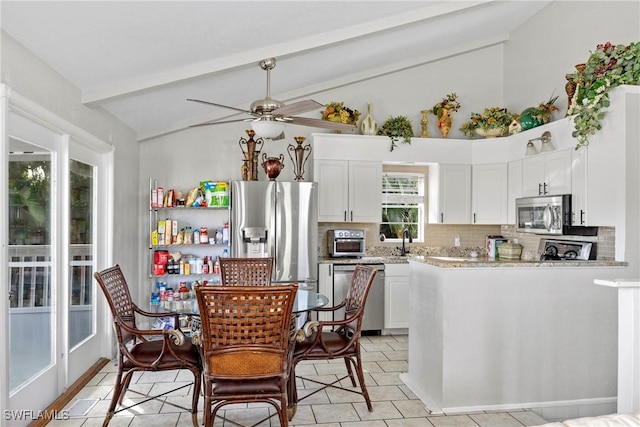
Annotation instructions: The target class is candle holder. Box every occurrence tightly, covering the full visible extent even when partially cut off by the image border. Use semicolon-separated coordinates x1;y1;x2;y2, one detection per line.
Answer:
238;129;264;181
420;110;430;138
287;136;312;182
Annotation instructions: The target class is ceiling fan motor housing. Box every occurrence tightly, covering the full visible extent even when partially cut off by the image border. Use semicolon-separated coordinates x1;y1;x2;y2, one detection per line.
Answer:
250;97;285;116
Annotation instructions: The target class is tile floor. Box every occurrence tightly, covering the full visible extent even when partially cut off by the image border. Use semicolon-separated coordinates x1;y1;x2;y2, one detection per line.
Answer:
49;334;549;427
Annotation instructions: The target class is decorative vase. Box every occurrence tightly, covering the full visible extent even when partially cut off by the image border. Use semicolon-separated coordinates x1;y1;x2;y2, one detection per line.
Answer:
475;127;505;138
262;153;285;181
565;74;577;115
438;108;453;138
420;110;429;138
360;103;378;135
519;107;543;131
238;130;264;181
287;136;312;182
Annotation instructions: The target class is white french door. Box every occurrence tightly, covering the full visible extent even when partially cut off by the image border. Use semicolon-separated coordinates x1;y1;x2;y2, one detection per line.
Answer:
2;93;112;425
65;139;108;384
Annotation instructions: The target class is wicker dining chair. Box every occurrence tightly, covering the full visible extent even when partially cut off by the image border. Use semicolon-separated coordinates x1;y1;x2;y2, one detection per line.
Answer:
288;264;378;416
219;257;273;286
94;265;202;427
195;283;298;427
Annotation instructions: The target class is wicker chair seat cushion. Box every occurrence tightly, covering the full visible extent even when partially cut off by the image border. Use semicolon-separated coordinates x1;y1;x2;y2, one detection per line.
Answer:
293;331;357;358
205;350;282;377
122;339;200;369
209;377;283;395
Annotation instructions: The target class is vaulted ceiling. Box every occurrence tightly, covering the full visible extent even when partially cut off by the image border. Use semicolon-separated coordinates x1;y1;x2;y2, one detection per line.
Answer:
1;1;552;141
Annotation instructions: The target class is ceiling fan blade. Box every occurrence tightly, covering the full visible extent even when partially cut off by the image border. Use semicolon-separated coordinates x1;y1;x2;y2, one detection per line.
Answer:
187;98;255;115
189;118;252;128
287;116;357;131
272;99;324;117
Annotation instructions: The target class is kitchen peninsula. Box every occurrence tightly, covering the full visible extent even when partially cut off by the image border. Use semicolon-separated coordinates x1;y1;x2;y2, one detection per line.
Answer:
400;257;629;418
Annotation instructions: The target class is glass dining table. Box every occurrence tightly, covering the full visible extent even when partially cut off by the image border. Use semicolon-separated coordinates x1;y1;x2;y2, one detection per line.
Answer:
151;284;328;423
151;285;329;342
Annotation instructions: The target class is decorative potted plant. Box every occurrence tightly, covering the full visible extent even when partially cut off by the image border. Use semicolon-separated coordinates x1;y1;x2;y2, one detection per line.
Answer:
460;107;515;138
378;115;414;151
568;41;640;149
518;95;559;131
321;102;360;125
431;93;461;138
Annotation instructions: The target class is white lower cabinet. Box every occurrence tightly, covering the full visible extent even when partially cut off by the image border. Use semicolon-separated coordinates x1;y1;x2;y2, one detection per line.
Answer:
384;263;410;330
317;263;333;322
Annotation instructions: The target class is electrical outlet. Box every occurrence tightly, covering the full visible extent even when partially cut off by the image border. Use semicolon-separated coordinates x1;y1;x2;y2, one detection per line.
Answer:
454;236;461;247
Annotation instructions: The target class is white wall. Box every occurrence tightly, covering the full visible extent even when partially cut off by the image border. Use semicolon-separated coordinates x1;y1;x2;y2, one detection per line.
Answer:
1;31;141;284
504;1;640;115
136;2;639;291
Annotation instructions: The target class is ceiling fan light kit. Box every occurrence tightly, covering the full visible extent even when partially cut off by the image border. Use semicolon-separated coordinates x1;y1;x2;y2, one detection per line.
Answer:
251;120;286;139
187;57;356;138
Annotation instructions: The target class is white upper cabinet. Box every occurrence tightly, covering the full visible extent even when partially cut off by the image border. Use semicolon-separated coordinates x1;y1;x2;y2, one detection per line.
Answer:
315;159;382;222
522;149;572;197
571;147;588;226
429;164;471;224
507;160;523;224
472;163;508;224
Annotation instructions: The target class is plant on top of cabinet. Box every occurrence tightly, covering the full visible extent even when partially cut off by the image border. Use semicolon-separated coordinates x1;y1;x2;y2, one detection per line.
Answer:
378;115;414;151
321;101;360;125
459;107;515;139
431;93;461;139
512;95;560;134
568;41;640;149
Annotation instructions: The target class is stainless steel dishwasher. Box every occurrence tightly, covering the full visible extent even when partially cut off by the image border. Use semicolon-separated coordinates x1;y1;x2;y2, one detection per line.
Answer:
333;264;385;333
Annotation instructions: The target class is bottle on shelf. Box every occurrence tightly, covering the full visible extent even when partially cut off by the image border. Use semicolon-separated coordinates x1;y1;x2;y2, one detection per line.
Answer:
214;257;221;275
222;248;229;258
222;222;229;244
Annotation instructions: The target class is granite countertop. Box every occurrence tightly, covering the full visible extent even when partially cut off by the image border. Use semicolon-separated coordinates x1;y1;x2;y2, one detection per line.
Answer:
416;256;626;268
319;255;625;268
319;256;412;265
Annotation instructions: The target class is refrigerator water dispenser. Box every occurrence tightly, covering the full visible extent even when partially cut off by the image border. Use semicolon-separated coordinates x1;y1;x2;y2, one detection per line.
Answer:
242;227;268;257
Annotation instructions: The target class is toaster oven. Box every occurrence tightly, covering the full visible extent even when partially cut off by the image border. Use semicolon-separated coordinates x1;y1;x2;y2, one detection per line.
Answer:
327;229;366;258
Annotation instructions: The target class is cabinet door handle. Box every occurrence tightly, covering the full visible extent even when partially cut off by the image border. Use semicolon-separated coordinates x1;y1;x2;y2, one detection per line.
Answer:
344;211;347;221
440;212;444;223
580;209;585;225
538;183;543;195
350;211;353;221
329;265;332;276
543;183;548;195
473;213;476;223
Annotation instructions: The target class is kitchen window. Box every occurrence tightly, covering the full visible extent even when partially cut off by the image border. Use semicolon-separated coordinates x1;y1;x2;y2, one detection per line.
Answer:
380;172;424;242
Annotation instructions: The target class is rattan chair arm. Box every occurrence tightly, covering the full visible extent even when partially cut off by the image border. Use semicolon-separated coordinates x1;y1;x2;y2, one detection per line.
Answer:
133;303;180;320
311;300;346;312
164;328;186;346
115;320;186;345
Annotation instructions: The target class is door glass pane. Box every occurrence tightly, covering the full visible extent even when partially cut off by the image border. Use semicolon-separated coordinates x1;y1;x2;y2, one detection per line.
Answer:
69;160;94;349
8;139;53;392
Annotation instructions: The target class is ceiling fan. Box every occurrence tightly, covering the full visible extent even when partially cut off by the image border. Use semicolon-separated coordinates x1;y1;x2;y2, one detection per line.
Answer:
187;58;356;140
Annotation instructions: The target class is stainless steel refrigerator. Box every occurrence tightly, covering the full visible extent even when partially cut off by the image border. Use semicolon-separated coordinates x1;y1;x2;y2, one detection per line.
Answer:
230;181;318;283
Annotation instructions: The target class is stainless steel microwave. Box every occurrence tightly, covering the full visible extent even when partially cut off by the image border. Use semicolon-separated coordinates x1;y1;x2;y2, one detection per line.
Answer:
516;194;572;235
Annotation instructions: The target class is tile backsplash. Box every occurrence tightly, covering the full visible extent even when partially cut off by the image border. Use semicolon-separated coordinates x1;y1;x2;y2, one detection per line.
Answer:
318;222;615;260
